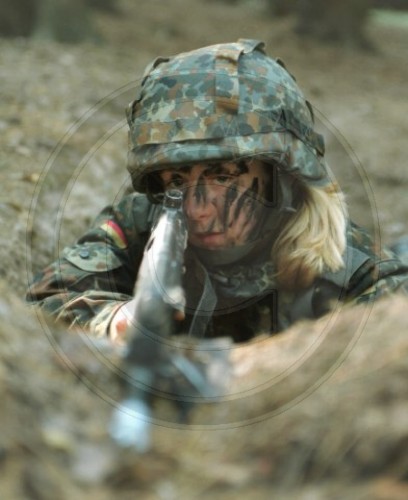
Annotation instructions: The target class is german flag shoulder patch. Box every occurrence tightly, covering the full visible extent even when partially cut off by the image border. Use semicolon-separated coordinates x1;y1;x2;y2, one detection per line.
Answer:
100;220;128;249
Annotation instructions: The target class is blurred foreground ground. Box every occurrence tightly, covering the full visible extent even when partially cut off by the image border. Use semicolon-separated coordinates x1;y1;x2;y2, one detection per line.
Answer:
0;0;407;498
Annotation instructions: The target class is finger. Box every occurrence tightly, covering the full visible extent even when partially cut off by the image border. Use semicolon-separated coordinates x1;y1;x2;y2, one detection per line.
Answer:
116;317;129;335
174;309;185;321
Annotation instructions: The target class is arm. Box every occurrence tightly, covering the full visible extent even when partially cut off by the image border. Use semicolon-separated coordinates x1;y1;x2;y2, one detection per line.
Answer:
296;224;408;323
344;224;408;303
27;193;157;336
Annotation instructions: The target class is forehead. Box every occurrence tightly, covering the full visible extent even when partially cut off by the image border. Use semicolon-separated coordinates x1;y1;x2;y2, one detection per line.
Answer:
160;160;267;179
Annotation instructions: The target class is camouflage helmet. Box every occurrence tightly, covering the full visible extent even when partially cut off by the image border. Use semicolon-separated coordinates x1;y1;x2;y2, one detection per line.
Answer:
126;39;329;193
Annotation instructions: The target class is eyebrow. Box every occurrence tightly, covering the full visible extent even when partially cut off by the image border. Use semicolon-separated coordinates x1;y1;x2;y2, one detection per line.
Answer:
177;165;193;174
204;164;231;175
206;161;249;176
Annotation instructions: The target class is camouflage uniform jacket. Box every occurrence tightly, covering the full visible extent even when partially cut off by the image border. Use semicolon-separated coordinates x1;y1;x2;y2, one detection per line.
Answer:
27;193;408;342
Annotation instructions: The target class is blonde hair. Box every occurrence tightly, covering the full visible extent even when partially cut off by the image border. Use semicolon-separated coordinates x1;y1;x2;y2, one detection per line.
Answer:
273;182;347;290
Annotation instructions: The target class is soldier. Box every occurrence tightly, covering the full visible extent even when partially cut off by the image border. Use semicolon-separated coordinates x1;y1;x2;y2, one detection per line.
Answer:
27;39;408;345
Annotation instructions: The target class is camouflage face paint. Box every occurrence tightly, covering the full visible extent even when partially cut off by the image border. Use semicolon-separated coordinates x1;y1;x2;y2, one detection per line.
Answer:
159;160;270;250
193;170;208;205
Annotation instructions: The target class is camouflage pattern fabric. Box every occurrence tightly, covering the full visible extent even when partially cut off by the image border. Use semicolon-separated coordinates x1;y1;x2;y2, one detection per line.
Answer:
126;39;329;193
27;193;408;341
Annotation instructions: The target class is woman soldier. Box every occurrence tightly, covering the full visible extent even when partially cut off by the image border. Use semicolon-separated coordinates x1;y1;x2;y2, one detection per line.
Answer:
27;39;408;345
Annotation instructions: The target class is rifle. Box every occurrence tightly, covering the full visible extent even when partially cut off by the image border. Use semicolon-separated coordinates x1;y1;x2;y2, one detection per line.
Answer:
109;189;224;451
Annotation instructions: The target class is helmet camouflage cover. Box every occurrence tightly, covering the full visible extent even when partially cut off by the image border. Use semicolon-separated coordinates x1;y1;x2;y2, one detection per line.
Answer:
127;39;329;192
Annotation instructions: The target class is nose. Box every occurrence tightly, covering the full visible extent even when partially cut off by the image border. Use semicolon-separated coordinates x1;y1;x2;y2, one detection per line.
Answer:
183;183;214;222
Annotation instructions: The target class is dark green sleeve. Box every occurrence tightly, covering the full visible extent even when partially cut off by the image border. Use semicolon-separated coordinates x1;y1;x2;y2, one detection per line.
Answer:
27;193;155;335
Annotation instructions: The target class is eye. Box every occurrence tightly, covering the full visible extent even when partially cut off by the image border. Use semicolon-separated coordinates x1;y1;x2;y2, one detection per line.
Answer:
166;175;185;189
213;174;232;185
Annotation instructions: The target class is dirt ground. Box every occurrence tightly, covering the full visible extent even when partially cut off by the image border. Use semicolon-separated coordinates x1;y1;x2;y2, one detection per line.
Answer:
0;0;407;498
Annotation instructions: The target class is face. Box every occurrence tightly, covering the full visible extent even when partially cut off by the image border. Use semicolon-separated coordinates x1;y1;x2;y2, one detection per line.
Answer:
159;160;270;250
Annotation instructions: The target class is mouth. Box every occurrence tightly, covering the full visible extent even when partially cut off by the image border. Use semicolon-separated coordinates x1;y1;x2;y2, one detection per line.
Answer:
190;232;225;249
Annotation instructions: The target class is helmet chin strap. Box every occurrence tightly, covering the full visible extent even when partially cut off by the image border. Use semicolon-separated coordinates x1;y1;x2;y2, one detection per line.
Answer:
278;172;297;214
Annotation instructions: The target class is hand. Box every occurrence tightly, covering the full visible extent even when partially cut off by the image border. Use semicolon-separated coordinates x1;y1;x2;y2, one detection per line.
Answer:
109;300;136;346
109;300;185;346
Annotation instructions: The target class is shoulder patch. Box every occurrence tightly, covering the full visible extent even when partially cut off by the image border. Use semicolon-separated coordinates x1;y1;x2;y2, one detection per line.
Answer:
100;220;128;249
